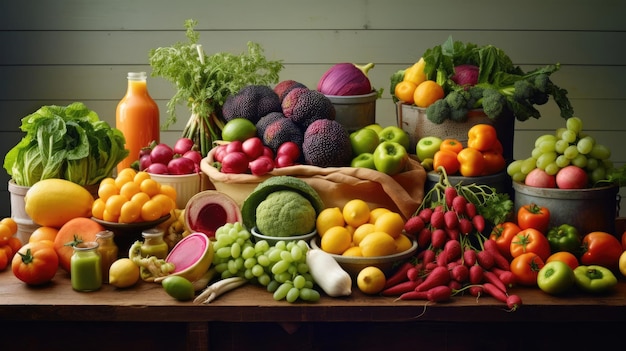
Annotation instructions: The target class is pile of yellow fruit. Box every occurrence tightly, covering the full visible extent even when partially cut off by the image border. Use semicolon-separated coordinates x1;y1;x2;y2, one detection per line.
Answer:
316;199;412;257
92;168;177;223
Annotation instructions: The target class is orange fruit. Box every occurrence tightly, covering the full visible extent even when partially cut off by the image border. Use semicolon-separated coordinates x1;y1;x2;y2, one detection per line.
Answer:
0;218;18;235
105;194;127;218
413;80;444;108
98;182;119;202
119;181;141;200
159;184;178;204
141;199;163;222
140;178;161;198
119;201;142;223
117;168;137;180
394;80;417;104
91;198;106;220
133;171;152;185
320;226;352;255
0;224;12;246
151;193;175;217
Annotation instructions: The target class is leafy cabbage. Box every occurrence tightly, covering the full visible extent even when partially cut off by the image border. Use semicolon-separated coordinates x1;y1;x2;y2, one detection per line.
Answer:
4;102;129;186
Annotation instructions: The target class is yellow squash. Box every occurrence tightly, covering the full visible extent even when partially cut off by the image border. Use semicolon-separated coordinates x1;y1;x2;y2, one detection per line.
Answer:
24;178;94;228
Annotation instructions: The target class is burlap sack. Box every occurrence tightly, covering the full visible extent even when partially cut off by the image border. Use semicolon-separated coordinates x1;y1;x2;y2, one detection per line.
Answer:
201;147;426;220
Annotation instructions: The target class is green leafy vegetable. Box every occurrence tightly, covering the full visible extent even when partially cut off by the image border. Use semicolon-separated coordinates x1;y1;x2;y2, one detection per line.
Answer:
4;102;128;187
422;36;574;123
149;19;284;156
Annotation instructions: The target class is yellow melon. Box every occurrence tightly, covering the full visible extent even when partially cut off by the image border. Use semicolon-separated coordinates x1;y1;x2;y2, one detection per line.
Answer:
24;178;95;228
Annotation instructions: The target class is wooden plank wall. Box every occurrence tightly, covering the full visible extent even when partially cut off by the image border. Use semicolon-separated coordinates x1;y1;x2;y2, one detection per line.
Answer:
1;0;625;219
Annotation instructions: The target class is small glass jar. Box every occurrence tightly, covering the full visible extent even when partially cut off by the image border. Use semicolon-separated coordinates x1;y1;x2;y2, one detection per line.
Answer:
71;241;102;292
140;228;169;259
96;230;118;283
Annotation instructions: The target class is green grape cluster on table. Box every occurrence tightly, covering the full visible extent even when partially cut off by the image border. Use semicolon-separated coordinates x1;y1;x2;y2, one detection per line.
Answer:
507;117;612;184
212;222;320;303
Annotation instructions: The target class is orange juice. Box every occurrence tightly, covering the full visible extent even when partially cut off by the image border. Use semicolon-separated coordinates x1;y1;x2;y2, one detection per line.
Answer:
116;72;160;173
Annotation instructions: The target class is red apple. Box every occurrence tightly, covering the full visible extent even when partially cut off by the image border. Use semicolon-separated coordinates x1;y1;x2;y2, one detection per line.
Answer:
556;165;588;189
524;168;556;188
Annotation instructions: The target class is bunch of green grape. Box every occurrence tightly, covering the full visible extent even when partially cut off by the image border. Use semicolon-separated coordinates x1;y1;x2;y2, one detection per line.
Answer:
507;117;612;184
212;222;320;303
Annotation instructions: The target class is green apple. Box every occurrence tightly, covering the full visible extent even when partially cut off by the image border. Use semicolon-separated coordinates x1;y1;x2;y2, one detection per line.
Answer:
350;128;380;156
363;123;384;135
416;136;443;161
372;141;408;175
378;126;410;151
351;153;376;169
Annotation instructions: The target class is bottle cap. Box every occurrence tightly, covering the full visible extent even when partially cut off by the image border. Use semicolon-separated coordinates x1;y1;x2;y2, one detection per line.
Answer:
127;72;147;80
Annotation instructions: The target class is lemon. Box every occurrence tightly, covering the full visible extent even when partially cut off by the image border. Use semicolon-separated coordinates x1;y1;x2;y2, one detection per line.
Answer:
395;234;413;253
24;178;94;228
352;223;376;245
320;226;352;255
357;266;386;294
342;246;363;257
109;258;140;288
342;199;370;228
368;207;391;224
374;211;405;239
359;231;397;257
316;207;345;237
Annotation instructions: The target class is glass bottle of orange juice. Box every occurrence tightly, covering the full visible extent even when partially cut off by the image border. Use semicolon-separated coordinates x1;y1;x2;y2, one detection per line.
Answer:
116;71;160;173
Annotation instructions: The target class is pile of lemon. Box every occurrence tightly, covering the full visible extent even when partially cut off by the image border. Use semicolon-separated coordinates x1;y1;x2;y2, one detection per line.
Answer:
92;168;177;223
316;199;412;257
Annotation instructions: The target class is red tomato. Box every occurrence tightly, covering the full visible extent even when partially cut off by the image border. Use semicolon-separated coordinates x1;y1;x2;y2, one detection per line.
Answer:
489;221;521;260
546;251;579;271
12;242;59;285
510;228;551;262
510;252;545;286
517;203;550;233
580;231;622;271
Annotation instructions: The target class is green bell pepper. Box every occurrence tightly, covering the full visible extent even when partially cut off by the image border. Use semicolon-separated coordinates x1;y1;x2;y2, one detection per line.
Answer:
573;265;618;293
546;224;581;255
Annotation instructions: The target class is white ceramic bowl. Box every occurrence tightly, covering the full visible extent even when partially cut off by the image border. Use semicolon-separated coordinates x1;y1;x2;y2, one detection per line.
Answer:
309;236;418;278
251;226;317;246
149;172;205;209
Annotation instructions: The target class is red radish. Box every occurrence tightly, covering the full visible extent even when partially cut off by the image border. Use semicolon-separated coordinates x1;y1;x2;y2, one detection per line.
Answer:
427;285;452;302
430;210;445;229
173;137;195;155
431;229;447;249
183;150;202;165
383;261;413;289
443;239;462;263
397;290;428;301
418;207;433;223
458;218;473;235
482;282;508;304
450;264;469;283
465;202;477;218
406;266;421;281
242;137;264;160
276;141;301;162
491;267;516;289
469;285;483;297
469;265;484;284
139;154;152;171
476;250;495;270
274;154;296;168
451;195;467;215
483;270;507;294
506;294;523;311
225;140;243;153
404;216;425;237
483;239;510;271
417;227;432;248
220;151;249;174
463;248;477;267
444;210;458;229
448;279;463;291
262;146;274;159
446;228;460;241
382;279;421;296
415;266;450;292
168;156;196;175
248;155;275;176
421;249;436;265
472;215;486;233
425;262;438;271
150;143;175;165
444;186;457;208
214;144;228;163
145;162;168;174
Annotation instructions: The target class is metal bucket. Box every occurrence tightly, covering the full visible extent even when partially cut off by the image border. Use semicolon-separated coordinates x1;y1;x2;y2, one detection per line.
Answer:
512;181;619;236
326;91;377;132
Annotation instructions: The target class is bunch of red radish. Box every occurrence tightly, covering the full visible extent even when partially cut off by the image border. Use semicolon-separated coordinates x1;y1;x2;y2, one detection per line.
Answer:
394;185;522;310
214;138;301;176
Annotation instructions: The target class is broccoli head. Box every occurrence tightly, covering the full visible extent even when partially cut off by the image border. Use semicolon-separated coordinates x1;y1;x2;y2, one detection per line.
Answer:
425;98;451;124
480;88;507;119
255;190;316;237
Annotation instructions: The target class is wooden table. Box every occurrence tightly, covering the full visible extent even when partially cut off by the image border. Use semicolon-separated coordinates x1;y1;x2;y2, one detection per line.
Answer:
1;269;625;350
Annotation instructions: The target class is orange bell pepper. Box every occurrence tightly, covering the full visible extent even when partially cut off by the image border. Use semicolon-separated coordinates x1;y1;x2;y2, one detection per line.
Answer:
467;124;497;151
482;150;506;175
433;149;460;175
440;138;463;154
456;147;485;177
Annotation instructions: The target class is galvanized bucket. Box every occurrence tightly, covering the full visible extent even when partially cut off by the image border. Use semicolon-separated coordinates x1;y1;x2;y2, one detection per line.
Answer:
512;181;620;236
326;91;377;132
